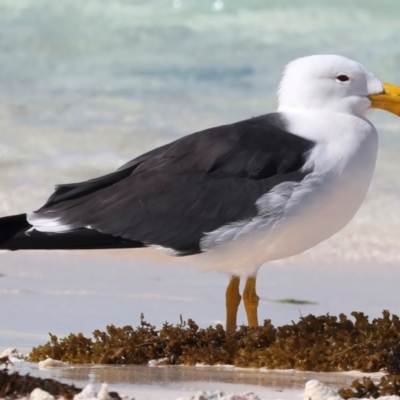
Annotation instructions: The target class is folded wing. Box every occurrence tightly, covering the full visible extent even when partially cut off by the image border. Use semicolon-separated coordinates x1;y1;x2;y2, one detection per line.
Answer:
28;113;315;255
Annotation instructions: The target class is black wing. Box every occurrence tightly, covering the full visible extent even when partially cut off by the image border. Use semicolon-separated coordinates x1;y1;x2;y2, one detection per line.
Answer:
29;113;315;255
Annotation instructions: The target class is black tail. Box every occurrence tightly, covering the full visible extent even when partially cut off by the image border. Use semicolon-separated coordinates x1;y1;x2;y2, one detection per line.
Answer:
0;214;145;251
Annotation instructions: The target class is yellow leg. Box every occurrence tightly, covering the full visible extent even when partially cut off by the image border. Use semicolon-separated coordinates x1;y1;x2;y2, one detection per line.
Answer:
243;276;259;328
225;276;241;332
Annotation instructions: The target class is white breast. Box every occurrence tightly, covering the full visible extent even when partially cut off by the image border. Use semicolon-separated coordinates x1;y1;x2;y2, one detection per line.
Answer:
187;110;379;277
264;110;379;257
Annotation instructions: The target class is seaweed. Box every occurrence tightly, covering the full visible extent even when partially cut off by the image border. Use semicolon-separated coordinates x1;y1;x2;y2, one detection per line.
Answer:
269;298;318;305
339;375;400;398
0;357;82;399
29;311;400;372
0;357;125;400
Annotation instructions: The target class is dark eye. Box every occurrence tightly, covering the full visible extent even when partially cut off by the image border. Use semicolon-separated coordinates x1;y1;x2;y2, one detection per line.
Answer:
336;74;350;82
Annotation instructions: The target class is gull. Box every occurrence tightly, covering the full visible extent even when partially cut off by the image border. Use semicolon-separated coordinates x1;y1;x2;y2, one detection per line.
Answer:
0;55;399;331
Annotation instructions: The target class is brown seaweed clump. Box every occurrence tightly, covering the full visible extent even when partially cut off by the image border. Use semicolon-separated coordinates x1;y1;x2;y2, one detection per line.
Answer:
0;360;82;399
29;311;400;372
0;357;125;399
339;375;400;398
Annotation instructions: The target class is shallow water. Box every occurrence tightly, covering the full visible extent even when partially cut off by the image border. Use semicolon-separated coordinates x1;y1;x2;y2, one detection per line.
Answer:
9;361;376;400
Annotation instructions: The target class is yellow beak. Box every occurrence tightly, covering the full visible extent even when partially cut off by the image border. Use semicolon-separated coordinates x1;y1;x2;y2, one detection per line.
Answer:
369;83;400;116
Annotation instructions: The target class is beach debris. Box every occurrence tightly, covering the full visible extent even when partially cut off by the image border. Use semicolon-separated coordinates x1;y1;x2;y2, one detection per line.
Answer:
96;384;112;400
0;355;12;370
339;375;400;399
30;388;55;400
28;310;400;372
0;368;125;400
0;368;81;399
73;384;97;400
38;358;70;370
304;380;339;400
177;391;260;400
148;357;169;366
74;383;120;400
0;347;27;361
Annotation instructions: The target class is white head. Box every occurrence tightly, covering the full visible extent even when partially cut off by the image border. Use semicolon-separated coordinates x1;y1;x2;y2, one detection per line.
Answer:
277;55;384;117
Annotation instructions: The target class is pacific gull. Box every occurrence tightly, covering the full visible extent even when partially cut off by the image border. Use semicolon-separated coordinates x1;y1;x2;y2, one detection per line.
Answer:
1;54;400;331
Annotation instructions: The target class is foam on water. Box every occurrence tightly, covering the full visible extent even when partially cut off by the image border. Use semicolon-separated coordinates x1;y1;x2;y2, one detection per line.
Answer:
0;0;399;264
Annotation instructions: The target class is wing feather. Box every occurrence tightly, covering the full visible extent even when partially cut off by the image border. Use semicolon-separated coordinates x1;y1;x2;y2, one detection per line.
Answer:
28;113;315;255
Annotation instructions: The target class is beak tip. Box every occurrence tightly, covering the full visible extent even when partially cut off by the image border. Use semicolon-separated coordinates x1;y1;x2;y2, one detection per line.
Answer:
369;83;400;117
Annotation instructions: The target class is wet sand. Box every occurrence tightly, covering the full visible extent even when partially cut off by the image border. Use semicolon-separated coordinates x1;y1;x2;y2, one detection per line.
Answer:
1;249;398;398
1;250;400;352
